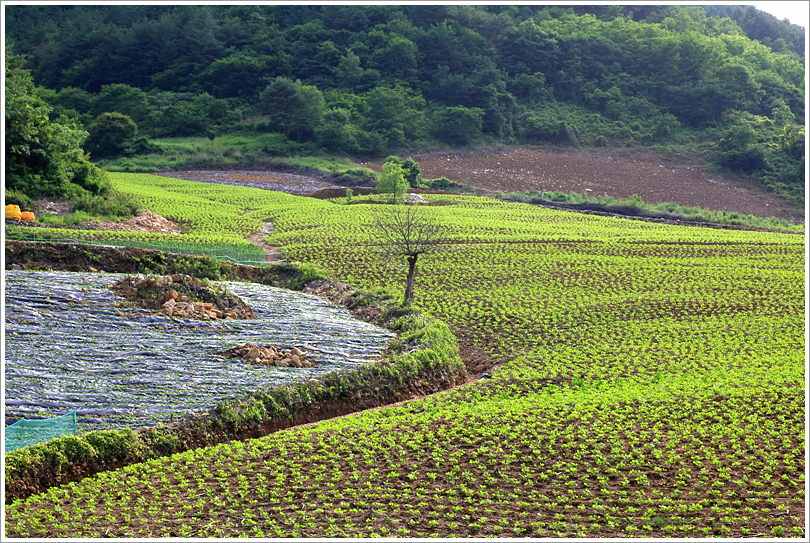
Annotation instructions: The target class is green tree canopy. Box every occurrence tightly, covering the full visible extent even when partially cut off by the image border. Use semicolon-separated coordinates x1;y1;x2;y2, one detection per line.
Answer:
84;112;139;159
5;44;109;199
376;160;409;203
260;77;325;141
5;4;805;200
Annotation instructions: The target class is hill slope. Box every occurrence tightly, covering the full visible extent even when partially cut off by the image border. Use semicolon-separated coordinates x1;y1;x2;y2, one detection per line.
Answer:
373;146;803;221
6;4;806;203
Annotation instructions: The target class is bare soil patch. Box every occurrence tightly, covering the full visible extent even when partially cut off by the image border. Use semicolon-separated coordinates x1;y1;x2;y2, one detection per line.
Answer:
5;210;184;234
246;220;283;261
366;146;802;222
82;210;184;233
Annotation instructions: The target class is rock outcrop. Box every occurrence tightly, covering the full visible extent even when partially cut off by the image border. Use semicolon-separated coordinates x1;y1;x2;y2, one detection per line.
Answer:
109;274;256;321
217;343;317;367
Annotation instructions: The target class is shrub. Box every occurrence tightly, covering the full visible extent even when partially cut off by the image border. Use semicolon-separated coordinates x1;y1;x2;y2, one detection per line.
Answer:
342;168;378;184
71;190;140;219
5;190;32;210
85;112;139;159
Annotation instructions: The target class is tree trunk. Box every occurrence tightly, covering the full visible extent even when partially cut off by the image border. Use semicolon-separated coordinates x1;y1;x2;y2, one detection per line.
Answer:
404;254;418;306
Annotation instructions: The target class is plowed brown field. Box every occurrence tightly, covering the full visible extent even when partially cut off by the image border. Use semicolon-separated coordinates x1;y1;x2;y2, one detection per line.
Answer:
363;146;802;222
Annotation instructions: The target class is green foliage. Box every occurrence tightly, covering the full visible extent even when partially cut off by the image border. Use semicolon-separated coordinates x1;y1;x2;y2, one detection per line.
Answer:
260;77;325;142
4;429;142;485
7;5;804;198
85;112;138;159
82;429;143;458
713;109;805;201
430;106;484;145
376;161;409;203
93;84;150;124
402;158;422;188
138;429;181;457
383;155;422;188
289;262;328;288
5;189;33;210
71;189;140;218
343;168;378;184
423;176;470;192
5;46;110;201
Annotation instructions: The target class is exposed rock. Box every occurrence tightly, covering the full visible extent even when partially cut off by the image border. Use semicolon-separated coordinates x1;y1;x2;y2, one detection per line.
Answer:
33;198;72;216
109;275;256;322
404;193;427;203
217;343;317;368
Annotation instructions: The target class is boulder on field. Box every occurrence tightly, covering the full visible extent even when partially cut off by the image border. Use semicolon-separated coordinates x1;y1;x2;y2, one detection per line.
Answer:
216;343;318;368
405;193;426;203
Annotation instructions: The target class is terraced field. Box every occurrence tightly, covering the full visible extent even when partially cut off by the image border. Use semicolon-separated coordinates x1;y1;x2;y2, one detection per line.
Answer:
4;271;394;431
4;173;804;538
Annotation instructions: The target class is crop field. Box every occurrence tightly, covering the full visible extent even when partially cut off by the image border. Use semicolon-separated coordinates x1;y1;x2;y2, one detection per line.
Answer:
5;172;805;538
4;271;394;431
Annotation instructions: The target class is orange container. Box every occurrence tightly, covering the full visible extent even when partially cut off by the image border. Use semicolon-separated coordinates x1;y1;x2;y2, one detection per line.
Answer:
20;211;36;221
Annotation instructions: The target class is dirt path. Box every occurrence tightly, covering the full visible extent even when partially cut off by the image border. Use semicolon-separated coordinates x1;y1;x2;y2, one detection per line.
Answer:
246;220;284;262
364;146;802;222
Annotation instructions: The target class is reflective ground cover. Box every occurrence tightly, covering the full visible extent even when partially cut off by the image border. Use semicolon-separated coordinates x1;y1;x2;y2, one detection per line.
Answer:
5;173;804;538
152;170;343;195
4;271;394;431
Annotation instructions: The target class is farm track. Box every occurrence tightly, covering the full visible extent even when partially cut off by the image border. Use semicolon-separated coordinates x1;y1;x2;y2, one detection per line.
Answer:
246;220;283;262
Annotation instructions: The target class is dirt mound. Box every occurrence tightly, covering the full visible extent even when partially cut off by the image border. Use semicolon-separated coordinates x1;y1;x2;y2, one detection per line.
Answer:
5;210;183;234
83;210;183;233
109;274;256;321
367;146;801;222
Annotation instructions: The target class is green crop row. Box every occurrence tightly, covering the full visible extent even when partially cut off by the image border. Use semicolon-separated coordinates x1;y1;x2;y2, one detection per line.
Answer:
6;363;802;537
5;225;266;263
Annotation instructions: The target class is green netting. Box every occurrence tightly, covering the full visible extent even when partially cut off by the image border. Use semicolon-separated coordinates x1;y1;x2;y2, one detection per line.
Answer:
4;410;77;452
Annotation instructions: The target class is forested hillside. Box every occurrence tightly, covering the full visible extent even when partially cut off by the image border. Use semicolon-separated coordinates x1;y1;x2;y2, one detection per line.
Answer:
5;4;805;201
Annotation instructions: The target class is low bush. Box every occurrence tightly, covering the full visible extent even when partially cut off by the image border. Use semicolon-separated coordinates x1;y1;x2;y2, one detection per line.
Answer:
423;176;471;192
5;190;33;210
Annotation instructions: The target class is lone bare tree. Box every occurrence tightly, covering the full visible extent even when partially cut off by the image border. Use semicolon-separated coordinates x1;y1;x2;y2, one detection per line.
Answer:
372;202;445;307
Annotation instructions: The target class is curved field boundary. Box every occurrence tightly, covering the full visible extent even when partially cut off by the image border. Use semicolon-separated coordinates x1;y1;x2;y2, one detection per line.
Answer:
5;271;396;430
4;274;466;503
5;228;275;265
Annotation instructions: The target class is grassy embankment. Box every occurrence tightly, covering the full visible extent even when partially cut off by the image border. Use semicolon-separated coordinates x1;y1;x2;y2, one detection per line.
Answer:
5;172;804;538
498;189;804;233
93;135;371;176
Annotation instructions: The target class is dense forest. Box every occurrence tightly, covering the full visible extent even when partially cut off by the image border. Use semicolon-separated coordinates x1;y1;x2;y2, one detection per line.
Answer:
5;4;806;202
